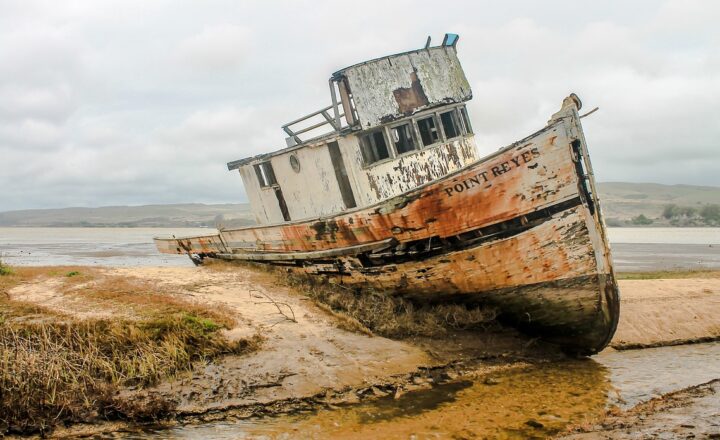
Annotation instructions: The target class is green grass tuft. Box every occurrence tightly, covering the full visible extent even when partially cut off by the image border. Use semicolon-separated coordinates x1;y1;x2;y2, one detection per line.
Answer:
0;259;13;276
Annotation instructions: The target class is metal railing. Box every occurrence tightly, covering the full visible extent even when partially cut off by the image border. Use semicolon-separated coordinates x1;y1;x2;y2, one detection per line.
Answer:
281;104;345;146
282;80;354;147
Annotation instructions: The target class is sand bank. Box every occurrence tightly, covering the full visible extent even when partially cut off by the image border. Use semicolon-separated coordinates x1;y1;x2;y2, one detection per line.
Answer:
611;277;720;349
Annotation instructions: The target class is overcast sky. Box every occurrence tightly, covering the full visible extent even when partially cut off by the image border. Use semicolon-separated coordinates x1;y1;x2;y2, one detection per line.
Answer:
1;0;718;211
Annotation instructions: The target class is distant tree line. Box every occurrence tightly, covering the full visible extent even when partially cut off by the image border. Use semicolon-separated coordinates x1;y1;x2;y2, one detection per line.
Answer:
605;203;720;227
662;203;720;226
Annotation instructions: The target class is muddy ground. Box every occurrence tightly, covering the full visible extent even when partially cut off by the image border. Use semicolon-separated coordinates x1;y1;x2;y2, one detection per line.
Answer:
559;379;720;439
6;265;720;438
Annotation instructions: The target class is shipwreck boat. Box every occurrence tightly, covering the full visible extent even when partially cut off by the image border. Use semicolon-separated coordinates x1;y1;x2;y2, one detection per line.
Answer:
155;34;619;355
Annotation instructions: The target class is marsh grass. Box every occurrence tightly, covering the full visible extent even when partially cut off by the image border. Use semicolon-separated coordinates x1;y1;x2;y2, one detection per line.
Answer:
0;265;261;435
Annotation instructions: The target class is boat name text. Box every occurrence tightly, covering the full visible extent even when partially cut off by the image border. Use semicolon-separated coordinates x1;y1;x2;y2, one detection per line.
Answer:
443;147;540;197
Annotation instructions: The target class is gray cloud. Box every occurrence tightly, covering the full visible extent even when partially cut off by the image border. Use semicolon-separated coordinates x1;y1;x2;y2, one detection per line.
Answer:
1;0;719;211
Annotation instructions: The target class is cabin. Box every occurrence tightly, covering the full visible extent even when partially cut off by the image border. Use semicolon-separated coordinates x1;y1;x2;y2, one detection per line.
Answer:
227;34;478;225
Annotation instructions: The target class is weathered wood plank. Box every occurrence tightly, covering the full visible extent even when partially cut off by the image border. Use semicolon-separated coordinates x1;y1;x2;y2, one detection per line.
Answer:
216;238;397;261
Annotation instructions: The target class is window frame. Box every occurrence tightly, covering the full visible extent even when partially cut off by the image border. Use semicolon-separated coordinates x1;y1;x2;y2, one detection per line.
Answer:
359;128;392;166
254;161;278;188
439;109;462;140
458;105;473;135
414;114;442;148
388;121;419;156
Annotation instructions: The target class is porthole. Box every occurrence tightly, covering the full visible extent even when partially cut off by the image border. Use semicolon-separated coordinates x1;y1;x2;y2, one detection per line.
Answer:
289;154;301;173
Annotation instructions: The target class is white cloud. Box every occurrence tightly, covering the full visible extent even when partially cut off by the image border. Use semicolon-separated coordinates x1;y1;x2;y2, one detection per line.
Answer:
0;0;718;211
176;25;252;71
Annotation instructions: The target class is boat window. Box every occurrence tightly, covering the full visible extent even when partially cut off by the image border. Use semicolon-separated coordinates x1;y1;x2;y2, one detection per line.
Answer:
253;161;277;187
459;106;473;134
440;110;460;139
416;115;440;146
360;130;390;165
391;123;417;154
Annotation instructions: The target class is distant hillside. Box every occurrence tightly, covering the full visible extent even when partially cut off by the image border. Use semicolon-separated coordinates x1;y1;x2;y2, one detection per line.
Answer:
597;182;720;224
0;204;254;228
1;183;718;227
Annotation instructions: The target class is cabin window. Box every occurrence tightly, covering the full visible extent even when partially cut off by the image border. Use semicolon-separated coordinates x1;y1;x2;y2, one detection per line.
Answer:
253;161;277;187
360;130;390;165
416;115;440;146
440;110;461;139
390;123;417;155
459;106;473;134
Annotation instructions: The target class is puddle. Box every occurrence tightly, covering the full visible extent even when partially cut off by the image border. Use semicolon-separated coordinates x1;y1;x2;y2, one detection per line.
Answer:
596;341;720;408
115;342;720;439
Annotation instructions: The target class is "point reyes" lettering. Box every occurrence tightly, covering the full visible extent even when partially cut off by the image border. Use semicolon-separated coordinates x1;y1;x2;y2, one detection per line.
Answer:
443;147;540;197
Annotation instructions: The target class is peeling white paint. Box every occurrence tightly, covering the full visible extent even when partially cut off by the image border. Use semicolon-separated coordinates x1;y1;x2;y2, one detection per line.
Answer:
341;47;471;129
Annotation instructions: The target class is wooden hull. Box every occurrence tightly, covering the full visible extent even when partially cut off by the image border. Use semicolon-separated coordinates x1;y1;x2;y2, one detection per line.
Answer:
155;103;619;355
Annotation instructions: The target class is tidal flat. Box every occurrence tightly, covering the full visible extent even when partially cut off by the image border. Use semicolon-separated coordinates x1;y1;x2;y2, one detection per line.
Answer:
1;227;719;438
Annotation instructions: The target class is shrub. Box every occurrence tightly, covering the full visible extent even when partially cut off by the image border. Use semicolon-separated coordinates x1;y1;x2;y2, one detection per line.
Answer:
631;214;653;225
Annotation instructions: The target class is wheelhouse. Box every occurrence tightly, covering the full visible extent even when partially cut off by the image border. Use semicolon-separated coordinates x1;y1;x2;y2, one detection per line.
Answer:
227;34;479;225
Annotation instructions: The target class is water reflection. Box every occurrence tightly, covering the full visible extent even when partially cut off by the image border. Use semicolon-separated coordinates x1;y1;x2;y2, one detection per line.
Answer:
597;342;720;408
141;360;611;440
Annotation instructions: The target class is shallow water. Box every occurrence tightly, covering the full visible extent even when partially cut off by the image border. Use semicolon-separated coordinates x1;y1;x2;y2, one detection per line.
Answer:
606;227;720;245
0;227;212;267
121;342;720;439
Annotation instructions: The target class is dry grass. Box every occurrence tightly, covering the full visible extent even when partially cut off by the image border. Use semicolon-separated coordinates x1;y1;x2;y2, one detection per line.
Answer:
69;274;238;328
0;264;262;436
310;286;498;338
617;269;720;280
279;269;499;338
